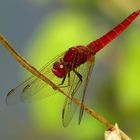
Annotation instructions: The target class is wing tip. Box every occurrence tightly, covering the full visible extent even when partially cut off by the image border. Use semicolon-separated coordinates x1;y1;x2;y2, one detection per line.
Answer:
7;88;15;97
5;89;15;105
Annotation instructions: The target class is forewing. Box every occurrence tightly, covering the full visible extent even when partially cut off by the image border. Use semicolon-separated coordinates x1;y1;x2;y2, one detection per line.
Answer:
62;55;95;127
6;52;65;105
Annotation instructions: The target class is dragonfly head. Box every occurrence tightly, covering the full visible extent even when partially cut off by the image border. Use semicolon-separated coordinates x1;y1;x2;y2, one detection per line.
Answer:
52;60;69;78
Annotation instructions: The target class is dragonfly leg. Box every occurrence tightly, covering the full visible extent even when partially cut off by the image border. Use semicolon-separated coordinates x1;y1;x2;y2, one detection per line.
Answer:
73;69;83;82
52;75;67;90
56;74;71;89
59;74;67;85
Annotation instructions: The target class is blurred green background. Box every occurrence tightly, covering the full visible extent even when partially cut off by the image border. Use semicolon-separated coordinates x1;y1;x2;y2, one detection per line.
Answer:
0;0;140;140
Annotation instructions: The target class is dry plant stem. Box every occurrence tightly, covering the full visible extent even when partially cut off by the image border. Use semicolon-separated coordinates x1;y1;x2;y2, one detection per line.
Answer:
0;35;131;140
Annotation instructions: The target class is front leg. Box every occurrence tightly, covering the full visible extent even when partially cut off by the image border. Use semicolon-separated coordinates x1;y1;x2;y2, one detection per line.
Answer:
53;74;67;90
59;74;67;85
54;73;71;89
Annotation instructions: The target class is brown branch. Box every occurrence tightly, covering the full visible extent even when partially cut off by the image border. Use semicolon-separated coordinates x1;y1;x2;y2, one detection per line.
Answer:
0;34;132;140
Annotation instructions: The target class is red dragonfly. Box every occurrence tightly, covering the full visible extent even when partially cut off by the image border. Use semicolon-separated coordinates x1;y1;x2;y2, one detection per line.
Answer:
6;9;140;127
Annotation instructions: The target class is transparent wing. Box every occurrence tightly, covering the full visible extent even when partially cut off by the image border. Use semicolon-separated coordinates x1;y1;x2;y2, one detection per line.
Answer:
78;56;95;124
62;70;81;127
62;55;95;127
6;51;65;105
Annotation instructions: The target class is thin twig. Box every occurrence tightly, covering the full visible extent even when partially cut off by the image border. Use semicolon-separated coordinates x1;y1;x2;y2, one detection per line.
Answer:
0;34;132;140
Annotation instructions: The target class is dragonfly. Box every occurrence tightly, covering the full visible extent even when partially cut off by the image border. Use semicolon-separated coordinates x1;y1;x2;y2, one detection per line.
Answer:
4;9;140;127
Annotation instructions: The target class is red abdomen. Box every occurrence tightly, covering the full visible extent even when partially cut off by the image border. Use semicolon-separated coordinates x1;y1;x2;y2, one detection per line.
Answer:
87;9;140;54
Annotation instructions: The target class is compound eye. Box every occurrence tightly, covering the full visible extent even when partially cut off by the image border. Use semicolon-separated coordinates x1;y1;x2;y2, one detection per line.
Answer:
60;64;64;69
